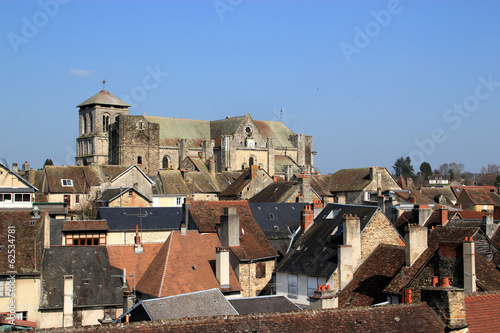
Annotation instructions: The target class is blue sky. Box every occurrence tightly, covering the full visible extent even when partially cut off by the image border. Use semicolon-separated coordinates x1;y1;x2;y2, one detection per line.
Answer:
1;0;499;174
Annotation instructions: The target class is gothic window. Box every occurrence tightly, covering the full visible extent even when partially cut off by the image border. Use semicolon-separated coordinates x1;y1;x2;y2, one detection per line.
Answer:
103;114;110;132
89;114;93;133
162;155;171;169
137;156;142;165
249;156;256;167
83;115;87;135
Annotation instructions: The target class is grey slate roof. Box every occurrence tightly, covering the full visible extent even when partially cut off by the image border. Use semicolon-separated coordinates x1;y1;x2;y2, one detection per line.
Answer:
49;219;65;246
77;90;131;107
276;204;379;277
228;295;302;315
115;288;238;323
97;207;188;231
40;246;123;309
97;187;152;203
249;202;305;256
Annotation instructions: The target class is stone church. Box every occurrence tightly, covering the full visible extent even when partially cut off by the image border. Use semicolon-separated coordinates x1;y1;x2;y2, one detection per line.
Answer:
75;89;314;177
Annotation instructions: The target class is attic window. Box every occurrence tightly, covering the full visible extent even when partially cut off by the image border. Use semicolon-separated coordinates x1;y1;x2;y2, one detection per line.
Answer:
191;266;196;270
83;278;90;284
61;179;73;186
268;213;275;220
273;225;279;231
128;190;133;197
29;220;35;226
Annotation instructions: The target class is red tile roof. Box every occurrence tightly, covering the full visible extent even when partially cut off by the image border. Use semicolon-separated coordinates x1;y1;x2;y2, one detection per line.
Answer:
457;211;493;220
62;220;109;231
0;313;37;328
460;188;496;205
189;201;277;260
465;292;500;333
136;231;242;298
107;243;163;290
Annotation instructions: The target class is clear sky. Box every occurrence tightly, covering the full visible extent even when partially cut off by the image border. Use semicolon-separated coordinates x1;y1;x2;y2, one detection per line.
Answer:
1;0;499;174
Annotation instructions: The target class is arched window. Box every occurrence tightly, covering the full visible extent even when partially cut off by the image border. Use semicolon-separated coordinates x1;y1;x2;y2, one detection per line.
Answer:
162;155;171;169
83;115;87;135
103;114;110;132
249;156;255;167
89;114;93;133
137;156;142;165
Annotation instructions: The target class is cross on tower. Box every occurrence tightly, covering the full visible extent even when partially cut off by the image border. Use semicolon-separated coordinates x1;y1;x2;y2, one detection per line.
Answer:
102;78;106;90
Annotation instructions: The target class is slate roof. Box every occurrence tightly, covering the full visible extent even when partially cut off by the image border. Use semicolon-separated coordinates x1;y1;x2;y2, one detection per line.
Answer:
136;231;242;297
62;220;109;232
0;210;46;274
96;207;184;231
214;171;245;192
189;201;278;260
228;295;302;315
277;204;379;277
338;244;406;307
107;243;164;291
40;246;123;309
329;168;372;192
465;292;500;333
77;89;131;107
50;219;64;246
210;116;246;141
81;303;446;333
248;202;305;256
218;169;254;199
249;181;299;203
116;288;238;323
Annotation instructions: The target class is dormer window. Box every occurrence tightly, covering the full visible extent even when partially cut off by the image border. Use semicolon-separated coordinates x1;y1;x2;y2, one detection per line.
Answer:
61;179;73;186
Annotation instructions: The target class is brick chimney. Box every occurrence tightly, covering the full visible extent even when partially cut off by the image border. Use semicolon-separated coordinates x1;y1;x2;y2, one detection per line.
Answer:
301;205;314;232
440;207;449;225
297;175;311;203
312;200;324;219
220;207;239;247
411;204;432;226
309;285;338;310
181;197;191;235
405;224;428;267
134;225;143;253
343;214;361;269
481;214;497;238
421;285;467;331
216;247;230;288
338;245;353;290
63;275;74;328
463;237;476;293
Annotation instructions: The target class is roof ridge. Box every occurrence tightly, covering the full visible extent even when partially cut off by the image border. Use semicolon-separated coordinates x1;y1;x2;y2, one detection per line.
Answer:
157;232;174;297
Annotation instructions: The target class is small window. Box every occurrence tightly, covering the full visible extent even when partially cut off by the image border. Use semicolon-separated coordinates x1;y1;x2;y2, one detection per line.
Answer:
128;190;133;197
288;274;298;298
307;276;318;296
268;213;275;220
75;195;80;204
137;156;142;165
61;179;73;186
256;262;266;279
273;225;279;231
29;220;35;226
138;121;144;130
176;197;182;206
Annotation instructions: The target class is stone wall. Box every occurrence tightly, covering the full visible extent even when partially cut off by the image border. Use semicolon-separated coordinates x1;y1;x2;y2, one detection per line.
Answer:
237;259;275;297
360;210;401;261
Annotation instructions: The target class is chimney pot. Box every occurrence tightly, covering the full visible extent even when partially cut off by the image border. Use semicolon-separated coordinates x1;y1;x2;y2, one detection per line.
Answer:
432;276;439;287
441;277;450;287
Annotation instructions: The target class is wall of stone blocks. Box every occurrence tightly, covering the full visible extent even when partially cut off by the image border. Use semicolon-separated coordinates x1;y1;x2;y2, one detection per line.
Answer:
360;210;402;261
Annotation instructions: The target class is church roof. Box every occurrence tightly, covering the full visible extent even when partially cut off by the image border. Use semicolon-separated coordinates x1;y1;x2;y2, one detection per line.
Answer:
145;116;210;146
77;90;131;108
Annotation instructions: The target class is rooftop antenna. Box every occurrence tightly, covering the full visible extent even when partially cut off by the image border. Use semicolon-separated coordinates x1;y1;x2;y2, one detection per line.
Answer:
102;78;106;90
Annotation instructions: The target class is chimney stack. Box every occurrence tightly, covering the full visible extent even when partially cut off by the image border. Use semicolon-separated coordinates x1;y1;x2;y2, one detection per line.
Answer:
405;224;428;267
463;237;476;293
440;207;449;226
122;268;134;313
12;163;18;173
181;197;191;235
23;161;30;172
411;204;432;226
309;285;337;310
284;165;293;181
134;225;143;253
338;245;353;290
63;275;74;327
216;247;230;288
300;205;314;232
421;285;467;331
297;175;311;203
312;200;324;219
220;207;239;247
343;214;361;269
43;213;50;249
481;214;497;238
377;195;385;214
209;159;216;178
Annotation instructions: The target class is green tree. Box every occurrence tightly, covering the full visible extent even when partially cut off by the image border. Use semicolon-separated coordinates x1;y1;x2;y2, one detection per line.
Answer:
44;158;53;166
393;156;415;178
419;162;432;180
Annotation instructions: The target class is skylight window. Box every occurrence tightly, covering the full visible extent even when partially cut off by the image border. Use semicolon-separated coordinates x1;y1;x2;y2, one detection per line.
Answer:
273;225;279;231
61;179;73;186
268;213;275;220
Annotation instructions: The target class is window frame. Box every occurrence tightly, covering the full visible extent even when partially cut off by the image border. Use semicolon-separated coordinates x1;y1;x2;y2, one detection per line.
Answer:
288;274;298;298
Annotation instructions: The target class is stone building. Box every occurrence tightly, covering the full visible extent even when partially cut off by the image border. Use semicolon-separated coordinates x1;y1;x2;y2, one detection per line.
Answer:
75;89;314;177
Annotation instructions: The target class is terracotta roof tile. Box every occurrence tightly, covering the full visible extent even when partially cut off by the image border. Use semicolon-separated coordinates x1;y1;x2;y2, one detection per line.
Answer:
136;231;241;297
189;201;278;260
465;292;500;333
460;188;496;205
